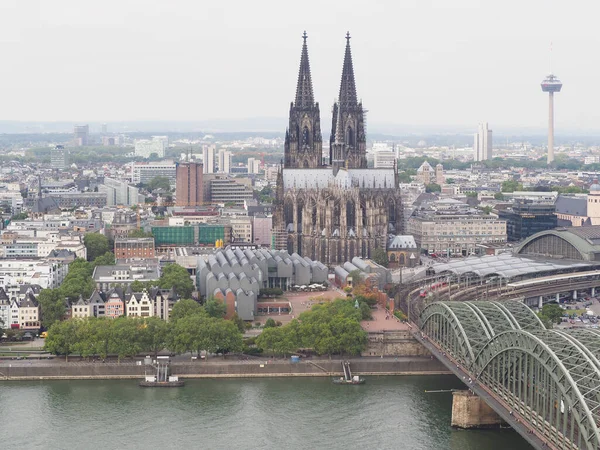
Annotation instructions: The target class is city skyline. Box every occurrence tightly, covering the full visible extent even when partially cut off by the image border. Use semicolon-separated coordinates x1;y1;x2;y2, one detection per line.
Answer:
0;1;597;131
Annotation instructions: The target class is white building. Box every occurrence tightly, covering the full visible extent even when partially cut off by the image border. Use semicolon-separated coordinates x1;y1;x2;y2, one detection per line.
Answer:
51;146;67;170
203;145;216;174
247;157;261;174
134;136;167;158
218;150;232;174
100;178;144;207
474;122;492;161
131;161;177;187
126;291;155;318
373;150;396;169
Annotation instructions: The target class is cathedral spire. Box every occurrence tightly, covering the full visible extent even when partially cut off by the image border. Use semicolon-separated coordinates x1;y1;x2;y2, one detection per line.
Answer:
338;31;358;108
295;31;314;108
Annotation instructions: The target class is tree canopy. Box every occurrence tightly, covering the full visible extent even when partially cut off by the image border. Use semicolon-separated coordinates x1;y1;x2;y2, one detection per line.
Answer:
84;233;111;261
371;248;389;268
159;264;194;299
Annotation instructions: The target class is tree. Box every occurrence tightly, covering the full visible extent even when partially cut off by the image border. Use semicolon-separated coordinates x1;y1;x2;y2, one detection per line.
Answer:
203;318;243;355
128;229;153;238
37;289;66;329
479;206;493;215
111;318;143;362
231;313;246;333
140;317;170;358
84;233;110;261
501;180;523;193
146;176;171;192
170;299;203;322
204;297;227;318
348;269;363;288
425;183;441;193
494;192;505;200
465;191;478;198
93;252;115;266
371;248;389;268
10;212;28;221
159;264;194;299
264;318;277;328
539;304;564;328
45;320;80;361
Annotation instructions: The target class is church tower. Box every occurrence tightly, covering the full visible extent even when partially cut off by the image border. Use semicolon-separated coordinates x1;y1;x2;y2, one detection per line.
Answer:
330;32;367;169
284;32;323;169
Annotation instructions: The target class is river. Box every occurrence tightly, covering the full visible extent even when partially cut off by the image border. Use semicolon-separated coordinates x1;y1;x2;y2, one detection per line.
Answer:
0;375;531;449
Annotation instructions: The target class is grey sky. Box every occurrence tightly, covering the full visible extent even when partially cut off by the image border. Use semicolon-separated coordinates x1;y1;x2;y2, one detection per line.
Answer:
0;0;596;131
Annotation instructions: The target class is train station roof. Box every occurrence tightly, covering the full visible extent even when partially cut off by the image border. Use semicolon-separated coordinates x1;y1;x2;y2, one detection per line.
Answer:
430;253;595;280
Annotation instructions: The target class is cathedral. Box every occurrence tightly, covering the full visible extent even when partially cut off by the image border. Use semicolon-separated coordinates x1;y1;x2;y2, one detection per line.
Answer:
273;32;403;267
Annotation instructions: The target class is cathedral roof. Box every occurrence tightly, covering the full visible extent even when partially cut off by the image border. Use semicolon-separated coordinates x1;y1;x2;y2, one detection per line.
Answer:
295;31;315;108
338;32;358;108
282;168;396;190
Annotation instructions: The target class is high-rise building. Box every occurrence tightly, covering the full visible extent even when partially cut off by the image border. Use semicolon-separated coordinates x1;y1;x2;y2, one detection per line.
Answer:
373;150;396;169
101;123;108;134
473;122;492;162
541;74;562;164
74;125;89;146
218;150;232;173
202;145;216;174
134;136;167;158
175;162;203;207
51;145;67;170
247;157;261;174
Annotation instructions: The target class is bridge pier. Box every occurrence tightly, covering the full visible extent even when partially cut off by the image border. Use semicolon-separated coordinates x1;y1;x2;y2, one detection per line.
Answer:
593;287;596;297
451;390;505;429
573;290;577;300
556;293;560;303
538;296;543;309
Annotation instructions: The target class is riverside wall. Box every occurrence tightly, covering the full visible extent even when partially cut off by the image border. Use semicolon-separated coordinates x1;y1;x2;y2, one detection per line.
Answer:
0;357;449;381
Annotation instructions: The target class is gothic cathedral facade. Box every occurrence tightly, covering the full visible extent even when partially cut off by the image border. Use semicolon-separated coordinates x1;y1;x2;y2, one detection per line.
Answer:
273;32;403;267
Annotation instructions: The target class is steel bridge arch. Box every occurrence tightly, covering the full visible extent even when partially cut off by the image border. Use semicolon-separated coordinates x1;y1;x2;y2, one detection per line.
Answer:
473;329;600;450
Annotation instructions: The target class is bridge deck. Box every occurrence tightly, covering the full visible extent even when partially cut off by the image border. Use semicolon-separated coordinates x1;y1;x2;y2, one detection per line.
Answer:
412;328;555;450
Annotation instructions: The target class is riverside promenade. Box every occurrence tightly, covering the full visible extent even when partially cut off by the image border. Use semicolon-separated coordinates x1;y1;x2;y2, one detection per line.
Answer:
0;356;449;380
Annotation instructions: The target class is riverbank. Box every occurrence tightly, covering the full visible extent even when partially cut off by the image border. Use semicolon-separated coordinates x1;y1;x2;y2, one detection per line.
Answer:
0;357;449;380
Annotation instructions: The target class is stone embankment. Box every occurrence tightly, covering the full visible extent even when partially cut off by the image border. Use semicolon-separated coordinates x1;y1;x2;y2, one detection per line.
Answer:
0;357;449;381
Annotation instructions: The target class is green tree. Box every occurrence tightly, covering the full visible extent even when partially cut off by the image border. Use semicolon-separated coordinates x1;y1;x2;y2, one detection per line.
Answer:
159;263;194;298
203;318;243;355
479;206;493;215
425;183;441;193
264;318;277;328
84;233;110;261
539;304;564;328
231;313;246;333
128;229;153;238
140;317;170;358
494;192;505;200
465;191;478;198
146;176;171;192
501;180;523;193
169;314;203;355
93;251;115;266
170;299;203;322
111;318;143;362
371;247;389;268
10;212;28;221
37;289;66;329
204;297;227;318
44;320;80;361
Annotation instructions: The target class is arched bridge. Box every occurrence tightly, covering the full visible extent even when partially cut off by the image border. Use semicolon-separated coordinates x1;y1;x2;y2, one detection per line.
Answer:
419;300;600;450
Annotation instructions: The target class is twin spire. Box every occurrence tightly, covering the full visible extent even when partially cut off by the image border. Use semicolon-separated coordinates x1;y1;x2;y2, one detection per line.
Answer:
295;31;315;108
294;31;358;109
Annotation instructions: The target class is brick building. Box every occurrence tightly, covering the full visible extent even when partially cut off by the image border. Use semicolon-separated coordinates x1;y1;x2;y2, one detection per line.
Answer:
114;237;156;259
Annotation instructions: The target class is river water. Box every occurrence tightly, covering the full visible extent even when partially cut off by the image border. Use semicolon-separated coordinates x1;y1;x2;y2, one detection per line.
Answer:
0;375;531;450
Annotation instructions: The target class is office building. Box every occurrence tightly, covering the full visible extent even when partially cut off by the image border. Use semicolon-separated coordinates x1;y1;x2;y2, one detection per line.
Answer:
209;176;254;205
218;150;232;173
100;178;144;207
74;125;89;146
51;145;67;170
373;150;396;169
114;237;155;259
203;145;216;174
175;161;203;207
407;199;507;256
498;198;557;242
131;161;177;187
473;122;492;161
134;136;167;158
248;157;261;174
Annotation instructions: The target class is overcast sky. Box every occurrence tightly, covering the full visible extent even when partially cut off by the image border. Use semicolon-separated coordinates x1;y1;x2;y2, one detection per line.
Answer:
0;0;597;132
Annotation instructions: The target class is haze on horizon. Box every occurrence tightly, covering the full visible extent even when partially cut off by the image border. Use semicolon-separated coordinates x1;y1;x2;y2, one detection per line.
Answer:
0;0;596;132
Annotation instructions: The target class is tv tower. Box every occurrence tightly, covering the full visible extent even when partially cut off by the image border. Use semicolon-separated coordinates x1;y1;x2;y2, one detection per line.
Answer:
541;44;562;165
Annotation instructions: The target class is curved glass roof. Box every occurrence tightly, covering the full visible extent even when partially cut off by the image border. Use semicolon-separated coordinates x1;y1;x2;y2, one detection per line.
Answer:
431;253;593;280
